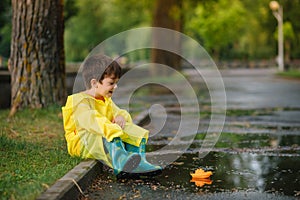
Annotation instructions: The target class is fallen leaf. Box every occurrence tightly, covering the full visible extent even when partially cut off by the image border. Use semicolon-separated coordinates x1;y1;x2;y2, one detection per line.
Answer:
172;162;184;166
42;183;49;189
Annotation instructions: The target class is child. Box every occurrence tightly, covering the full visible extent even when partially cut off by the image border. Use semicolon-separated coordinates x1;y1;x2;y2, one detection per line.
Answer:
62;54;161;179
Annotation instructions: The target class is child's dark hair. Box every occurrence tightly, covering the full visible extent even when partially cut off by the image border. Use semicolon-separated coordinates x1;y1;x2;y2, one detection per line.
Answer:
82;54;122;89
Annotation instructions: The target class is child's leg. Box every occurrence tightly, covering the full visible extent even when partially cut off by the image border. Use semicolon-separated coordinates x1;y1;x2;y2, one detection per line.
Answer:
125;138;162;176
78;130;112;167
103;137;141;178
120;123;149;147
119;122;161;176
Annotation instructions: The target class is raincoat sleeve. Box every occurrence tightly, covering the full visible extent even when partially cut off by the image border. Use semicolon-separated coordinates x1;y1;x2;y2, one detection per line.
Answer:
73;98;124;142
111;100;132;123
110;99;149;146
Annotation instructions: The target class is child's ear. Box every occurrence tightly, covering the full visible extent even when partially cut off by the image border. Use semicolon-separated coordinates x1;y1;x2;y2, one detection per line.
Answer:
90;79;98;88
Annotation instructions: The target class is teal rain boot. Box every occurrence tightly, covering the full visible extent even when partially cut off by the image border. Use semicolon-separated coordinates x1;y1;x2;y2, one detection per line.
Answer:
103;137;141;179
125;138;162;177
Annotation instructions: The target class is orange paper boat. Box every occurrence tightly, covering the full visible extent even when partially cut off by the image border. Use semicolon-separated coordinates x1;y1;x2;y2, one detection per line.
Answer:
190;168;212;179
190;178;213;187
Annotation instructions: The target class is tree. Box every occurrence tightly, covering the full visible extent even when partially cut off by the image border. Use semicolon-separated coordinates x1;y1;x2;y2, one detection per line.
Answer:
282;0;300;59
282;21;295;64
187;0;247;60
151;0;183;72
9;0;65;116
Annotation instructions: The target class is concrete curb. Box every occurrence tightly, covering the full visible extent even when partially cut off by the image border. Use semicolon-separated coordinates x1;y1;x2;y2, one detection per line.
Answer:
37;110;149;200
37;160;101;200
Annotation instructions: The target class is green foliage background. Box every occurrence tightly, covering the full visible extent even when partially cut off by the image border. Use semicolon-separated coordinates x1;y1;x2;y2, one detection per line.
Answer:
0;0;300;62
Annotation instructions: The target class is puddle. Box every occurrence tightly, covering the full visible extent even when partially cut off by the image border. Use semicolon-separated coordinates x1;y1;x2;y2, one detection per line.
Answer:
83;113;300;199
84;151;299;200
161;152;300;195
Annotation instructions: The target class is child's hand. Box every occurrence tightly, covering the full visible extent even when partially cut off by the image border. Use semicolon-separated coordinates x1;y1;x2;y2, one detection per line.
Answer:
112;115;126;129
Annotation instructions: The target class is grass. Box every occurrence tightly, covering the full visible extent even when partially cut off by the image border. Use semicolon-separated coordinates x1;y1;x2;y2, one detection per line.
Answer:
193;132;272;149
198;108;276;119
277;69;300;79
0;106;82;200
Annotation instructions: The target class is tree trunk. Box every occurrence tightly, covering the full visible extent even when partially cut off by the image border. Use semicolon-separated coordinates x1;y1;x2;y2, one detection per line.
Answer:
9;0;65;116
151;0;183;75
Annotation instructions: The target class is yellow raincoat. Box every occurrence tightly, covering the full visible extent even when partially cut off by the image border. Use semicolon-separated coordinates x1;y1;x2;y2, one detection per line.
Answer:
62;93;149;167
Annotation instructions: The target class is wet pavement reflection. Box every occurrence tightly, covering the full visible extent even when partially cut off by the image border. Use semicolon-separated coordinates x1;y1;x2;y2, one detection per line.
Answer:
84;151;299;199
164;152;300;196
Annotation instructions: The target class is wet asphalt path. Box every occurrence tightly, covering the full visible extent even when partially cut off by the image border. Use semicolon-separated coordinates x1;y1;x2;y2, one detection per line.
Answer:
83;68;300;200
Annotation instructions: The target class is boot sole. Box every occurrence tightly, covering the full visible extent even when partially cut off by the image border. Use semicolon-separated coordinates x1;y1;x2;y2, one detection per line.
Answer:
116;154;141;179
122;154;141;173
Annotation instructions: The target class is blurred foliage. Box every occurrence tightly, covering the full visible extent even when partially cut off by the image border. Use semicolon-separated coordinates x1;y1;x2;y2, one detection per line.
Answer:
1;0;300;62
64;0;79;22
0;0;11;58
186;0;248;60
64;0;153;61
0;0;10;31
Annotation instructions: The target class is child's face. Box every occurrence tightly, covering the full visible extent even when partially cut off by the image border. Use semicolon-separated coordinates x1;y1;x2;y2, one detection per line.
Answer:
95;75;118;98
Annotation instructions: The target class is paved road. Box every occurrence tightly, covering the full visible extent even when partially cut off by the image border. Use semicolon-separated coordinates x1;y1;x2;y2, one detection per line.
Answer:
220;69;300;109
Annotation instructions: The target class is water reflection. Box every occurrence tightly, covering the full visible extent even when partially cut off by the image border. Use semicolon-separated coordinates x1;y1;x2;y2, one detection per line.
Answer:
229;153;274;192
190;178;213;187
160;152;300;197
